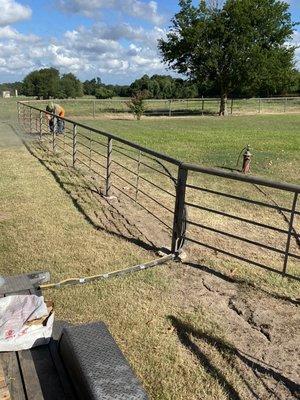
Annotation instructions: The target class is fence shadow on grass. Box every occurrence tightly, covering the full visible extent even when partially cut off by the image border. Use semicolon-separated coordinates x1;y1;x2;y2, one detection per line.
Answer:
168;315;300;400
9;123;161;254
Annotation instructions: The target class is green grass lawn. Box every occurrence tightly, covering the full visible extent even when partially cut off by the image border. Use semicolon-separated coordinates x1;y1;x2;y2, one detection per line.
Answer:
77;114;300;184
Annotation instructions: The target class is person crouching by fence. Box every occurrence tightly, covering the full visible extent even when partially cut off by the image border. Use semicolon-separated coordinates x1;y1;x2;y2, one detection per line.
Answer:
46;102;65;134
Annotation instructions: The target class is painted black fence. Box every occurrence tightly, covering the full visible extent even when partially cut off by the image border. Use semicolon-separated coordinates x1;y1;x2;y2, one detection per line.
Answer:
17;101;300;280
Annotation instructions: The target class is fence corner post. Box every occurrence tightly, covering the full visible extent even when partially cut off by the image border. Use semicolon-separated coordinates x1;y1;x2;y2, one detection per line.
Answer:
105;137;113;197
72;123;77;166
171;164;188;256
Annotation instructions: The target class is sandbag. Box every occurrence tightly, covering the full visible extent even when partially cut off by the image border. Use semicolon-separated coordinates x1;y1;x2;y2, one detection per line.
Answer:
0;294;54;351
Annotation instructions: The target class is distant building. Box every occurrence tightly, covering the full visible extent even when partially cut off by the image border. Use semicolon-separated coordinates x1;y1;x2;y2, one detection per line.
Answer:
2;91;11;98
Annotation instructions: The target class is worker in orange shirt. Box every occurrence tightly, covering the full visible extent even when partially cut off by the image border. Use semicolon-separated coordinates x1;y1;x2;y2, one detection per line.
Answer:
46;102;65;134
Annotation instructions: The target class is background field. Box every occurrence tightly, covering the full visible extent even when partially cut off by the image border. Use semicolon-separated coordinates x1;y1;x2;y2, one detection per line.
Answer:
78;114;300;184
1;98;300;399
26;96;300;118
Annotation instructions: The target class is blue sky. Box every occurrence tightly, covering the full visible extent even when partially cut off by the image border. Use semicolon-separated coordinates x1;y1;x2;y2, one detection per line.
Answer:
0;0;299;84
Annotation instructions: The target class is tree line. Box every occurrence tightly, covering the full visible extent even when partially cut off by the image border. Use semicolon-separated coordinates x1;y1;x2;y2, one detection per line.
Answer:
1;0;300;110
1;68;299;100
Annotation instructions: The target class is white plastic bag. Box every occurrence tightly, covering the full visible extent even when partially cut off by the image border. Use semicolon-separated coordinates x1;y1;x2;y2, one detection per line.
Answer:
0;294;54;351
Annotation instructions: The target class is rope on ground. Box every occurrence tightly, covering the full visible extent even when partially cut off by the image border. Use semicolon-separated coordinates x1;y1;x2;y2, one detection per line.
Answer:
39;253;174;290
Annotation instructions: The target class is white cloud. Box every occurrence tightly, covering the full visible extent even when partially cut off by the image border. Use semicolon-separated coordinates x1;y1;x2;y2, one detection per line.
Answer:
0;20;168;80
0;26;38;42
291;30;300;68
0;35;43;74
59;22;166;75
0;0;32;26
47;44;91;72
56;0;164;25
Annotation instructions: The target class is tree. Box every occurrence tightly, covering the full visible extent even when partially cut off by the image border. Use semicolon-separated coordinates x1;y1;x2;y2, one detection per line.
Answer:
159;0;297;115
290;70;300;94
23;68;60;99
95;87;114;99
60;73;83;98
83;78;104;96
126;91;148;120
129;74;199;99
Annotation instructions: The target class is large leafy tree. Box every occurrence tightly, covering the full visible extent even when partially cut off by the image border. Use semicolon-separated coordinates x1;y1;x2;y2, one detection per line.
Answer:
159;0;297;115
23;68;60;99
23;69;84;99
60;73;83;98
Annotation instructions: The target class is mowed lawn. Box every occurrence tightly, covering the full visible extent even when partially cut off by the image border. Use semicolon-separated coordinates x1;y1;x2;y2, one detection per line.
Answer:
1;100;300;399
79;114;300;184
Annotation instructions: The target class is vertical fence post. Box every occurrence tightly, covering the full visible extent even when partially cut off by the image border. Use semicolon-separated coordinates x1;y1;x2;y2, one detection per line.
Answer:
171;165;188;255
284;97;287;113
282;192;298;276
201;95;204;116
135;151;142;201
17;102;20;124
72;124;77;166
230;98;234;115
169;100;172;117
52;123;56;154
29;108;32;133
89;130;92;171
105;137;113;197
35;112;38;134
93;100;95;118
39;111;43;140
258;98;261;114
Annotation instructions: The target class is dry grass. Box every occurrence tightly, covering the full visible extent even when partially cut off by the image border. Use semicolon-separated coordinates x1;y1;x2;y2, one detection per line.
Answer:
0;121;241;399
1;107;299;399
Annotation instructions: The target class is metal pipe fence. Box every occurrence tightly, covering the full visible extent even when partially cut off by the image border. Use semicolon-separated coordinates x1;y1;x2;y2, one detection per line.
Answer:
22;96;300;117
17;101;300;280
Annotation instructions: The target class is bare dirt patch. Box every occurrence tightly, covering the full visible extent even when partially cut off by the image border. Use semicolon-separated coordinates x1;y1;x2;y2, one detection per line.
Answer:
170;264;300;399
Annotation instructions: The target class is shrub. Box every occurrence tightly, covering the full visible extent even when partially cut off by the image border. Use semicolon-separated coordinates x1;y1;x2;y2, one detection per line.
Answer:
126;90;148;120
95;87;114;99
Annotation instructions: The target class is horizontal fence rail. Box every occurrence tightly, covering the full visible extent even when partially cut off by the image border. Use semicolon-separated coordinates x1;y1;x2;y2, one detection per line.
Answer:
179;163;299;280
22;96;300;118
17;101;300;280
